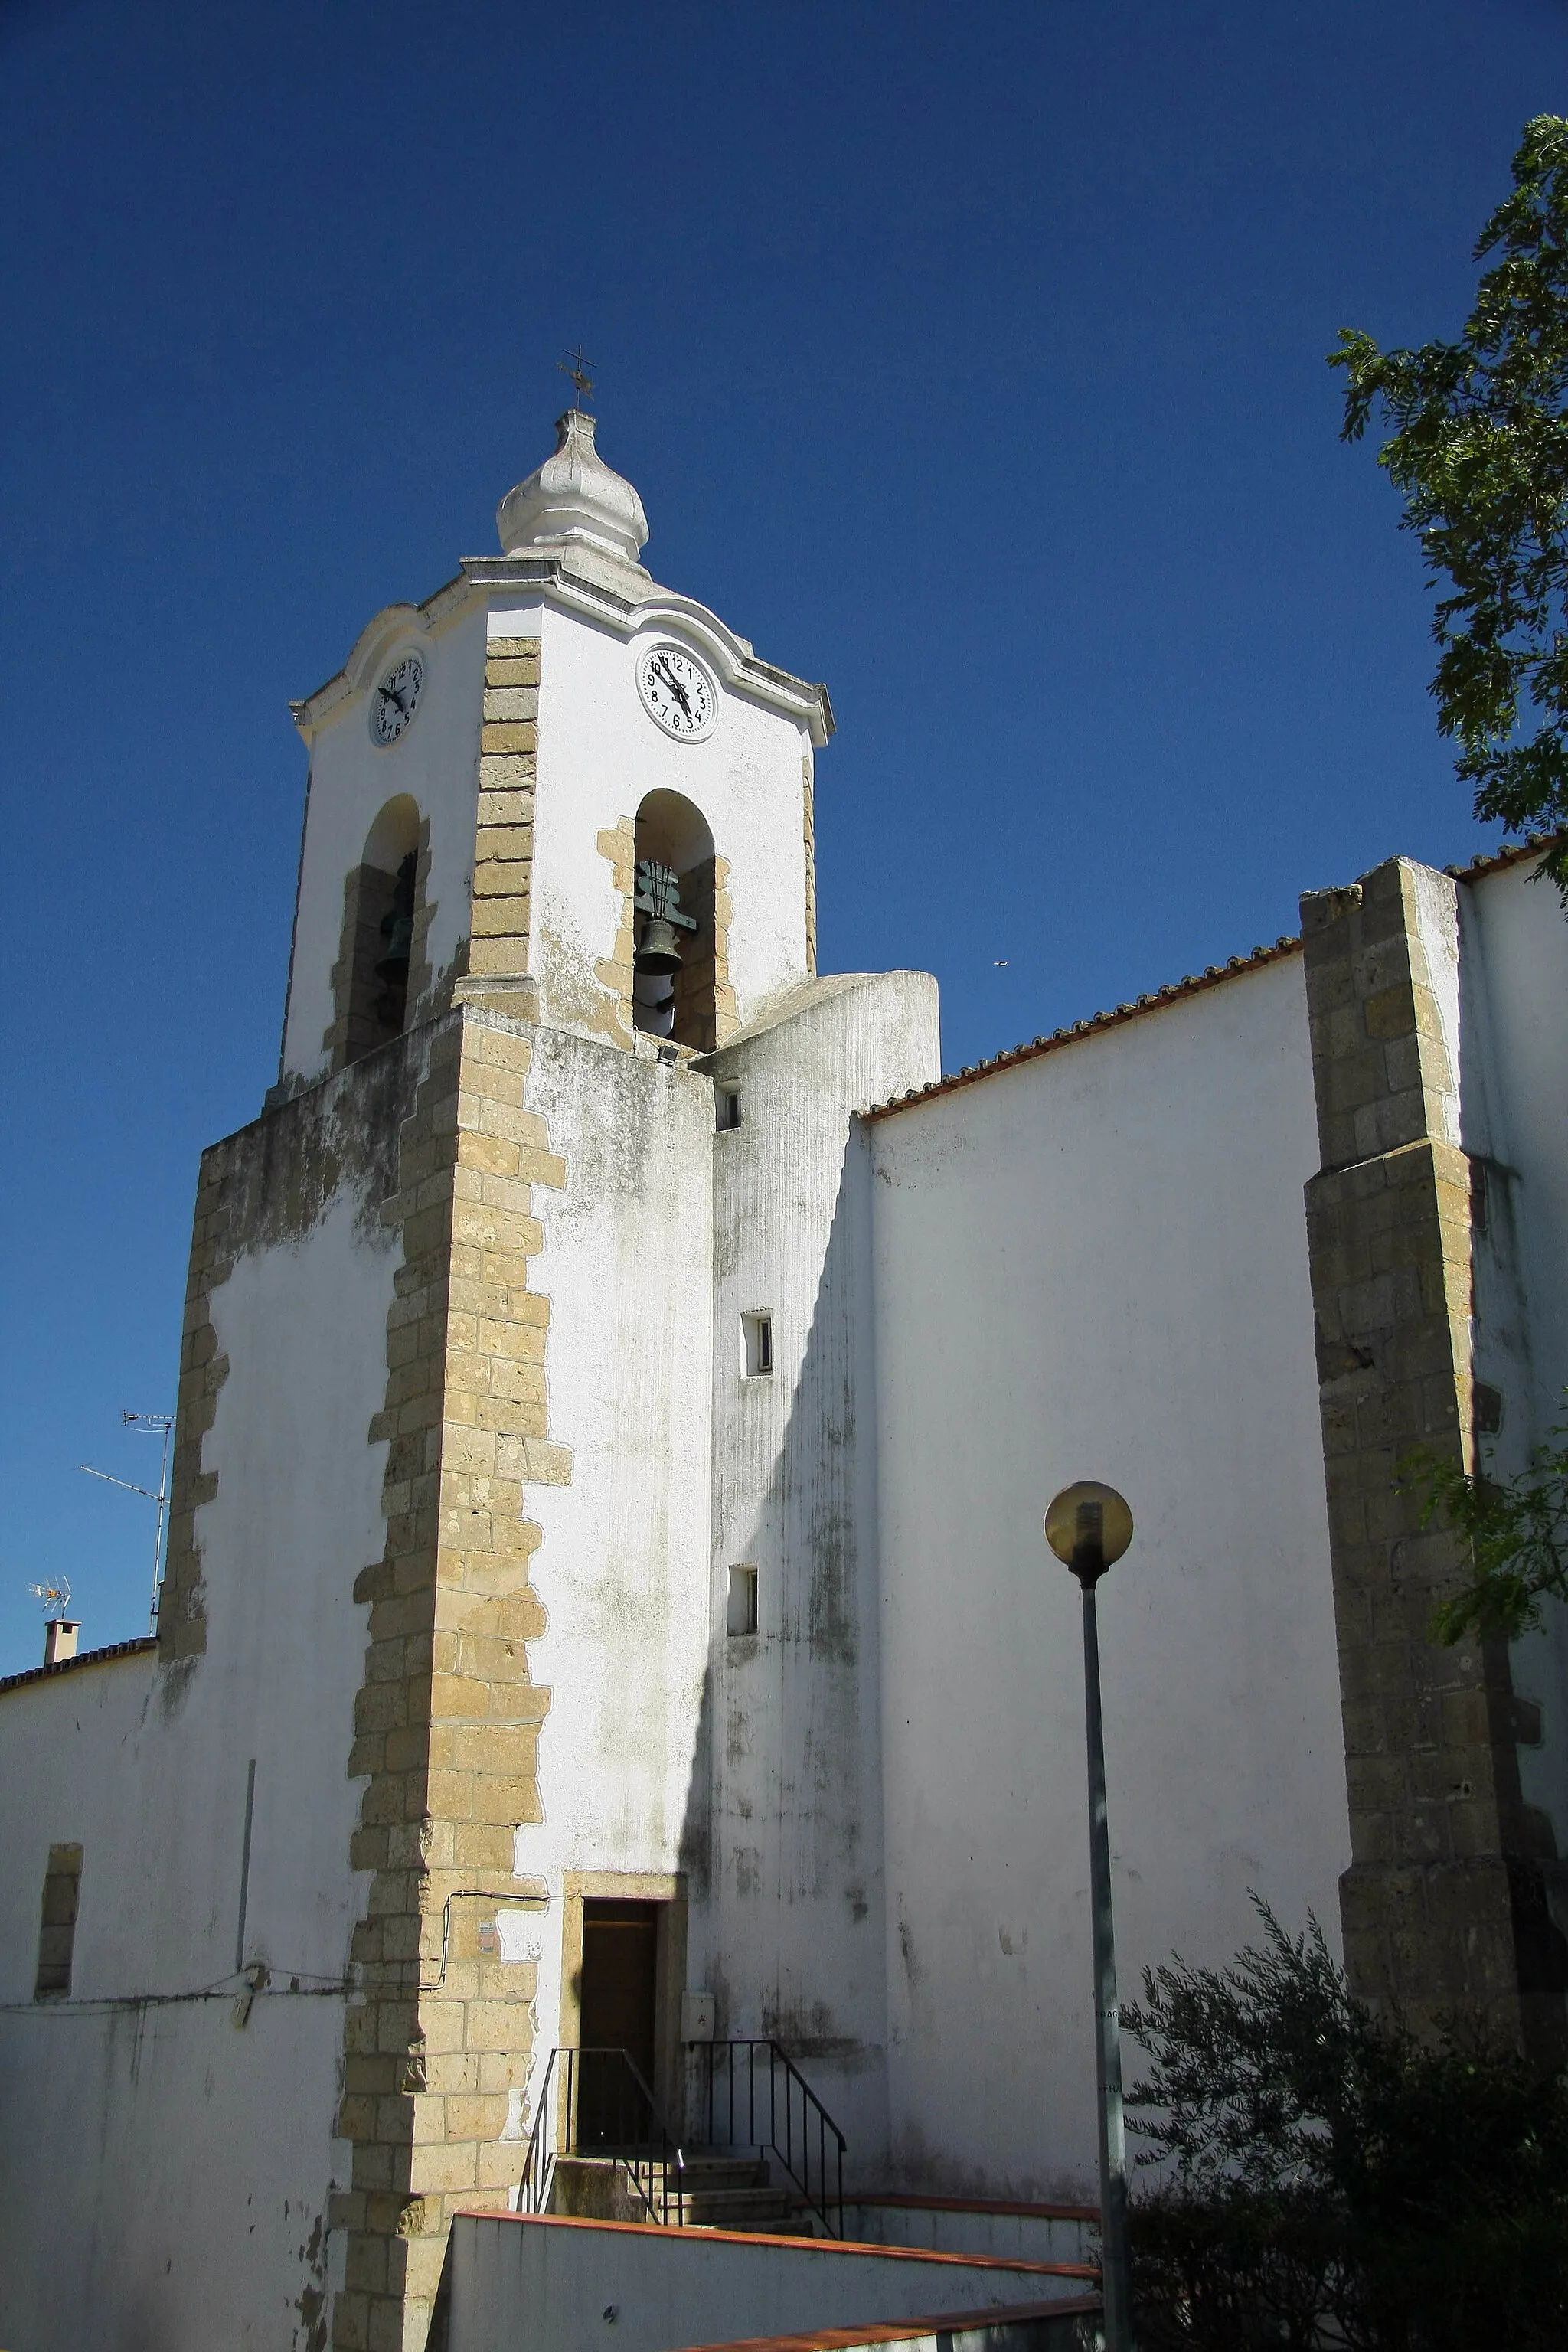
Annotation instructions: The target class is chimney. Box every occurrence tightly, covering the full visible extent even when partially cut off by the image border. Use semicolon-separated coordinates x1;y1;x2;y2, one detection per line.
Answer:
44;1620;80;1667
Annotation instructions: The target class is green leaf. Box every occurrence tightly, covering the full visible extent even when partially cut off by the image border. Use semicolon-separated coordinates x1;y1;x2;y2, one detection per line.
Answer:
1331;116;1568;892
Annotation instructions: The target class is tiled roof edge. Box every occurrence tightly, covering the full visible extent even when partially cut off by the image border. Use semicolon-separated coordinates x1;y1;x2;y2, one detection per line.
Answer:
862;831;1565;1128
862;934;1303;1123
1443;830;1563;882
0;1635;157;1698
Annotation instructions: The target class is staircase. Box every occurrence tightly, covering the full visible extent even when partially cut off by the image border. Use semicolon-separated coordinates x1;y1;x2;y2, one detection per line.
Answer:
551;2148;818;2234
520;2043;846;2237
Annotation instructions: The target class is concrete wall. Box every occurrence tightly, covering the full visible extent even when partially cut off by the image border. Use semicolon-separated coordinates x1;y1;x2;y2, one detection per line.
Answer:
868;952;1351;2199
840;2200;1095;2265
444;2213;1094;2352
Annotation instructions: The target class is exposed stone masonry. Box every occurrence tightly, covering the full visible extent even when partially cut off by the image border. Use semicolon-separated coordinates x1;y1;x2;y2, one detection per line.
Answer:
1301;857;1566;2058
467;636;538;987
671;851;737;1054
158;1156;230;1662
593;817;639;1047
331;1005;570;2352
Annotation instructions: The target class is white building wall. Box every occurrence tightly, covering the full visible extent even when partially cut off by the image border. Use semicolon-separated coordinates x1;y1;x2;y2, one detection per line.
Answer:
281;599;489;1084
508;1030;716;2101
697;973;941;2164
868;954;1351;2199
1458;858;1568;1857
0;1039;429;2350
518;598;812;1042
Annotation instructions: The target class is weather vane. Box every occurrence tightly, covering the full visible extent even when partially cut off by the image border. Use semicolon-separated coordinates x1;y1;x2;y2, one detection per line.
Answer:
558;345;596;410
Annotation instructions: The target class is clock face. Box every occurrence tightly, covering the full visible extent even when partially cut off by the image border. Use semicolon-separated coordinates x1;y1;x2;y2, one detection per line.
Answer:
637;642;717;741
371;653;425;746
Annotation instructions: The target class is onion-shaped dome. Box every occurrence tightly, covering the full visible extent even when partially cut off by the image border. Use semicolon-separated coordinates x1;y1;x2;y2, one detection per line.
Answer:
496;408;649;564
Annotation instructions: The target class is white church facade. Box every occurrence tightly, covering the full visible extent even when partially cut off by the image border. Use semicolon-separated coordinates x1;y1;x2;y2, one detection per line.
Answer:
2;410;1566;2352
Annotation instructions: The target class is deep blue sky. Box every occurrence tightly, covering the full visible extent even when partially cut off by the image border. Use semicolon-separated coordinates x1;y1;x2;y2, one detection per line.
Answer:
2;0;1564;1674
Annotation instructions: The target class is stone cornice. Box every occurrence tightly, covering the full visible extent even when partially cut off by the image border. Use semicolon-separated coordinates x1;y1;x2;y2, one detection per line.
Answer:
289;557;834;747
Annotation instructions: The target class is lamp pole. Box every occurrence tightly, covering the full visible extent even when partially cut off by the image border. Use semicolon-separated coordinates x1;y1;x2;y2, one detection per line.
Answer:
1045;1481;1135;2352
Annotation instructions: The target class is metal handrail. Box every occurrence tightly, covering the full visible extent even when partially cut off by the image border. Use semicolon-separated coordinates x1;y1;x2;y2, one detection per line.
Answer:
518;2047;687;2225
692;2038;846;2236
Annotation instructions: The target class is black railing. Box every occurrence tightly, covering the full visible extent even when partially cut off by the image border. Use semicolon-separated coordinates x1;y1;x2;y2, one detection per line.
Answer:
518;2047;687;2225
692;2038;846;2237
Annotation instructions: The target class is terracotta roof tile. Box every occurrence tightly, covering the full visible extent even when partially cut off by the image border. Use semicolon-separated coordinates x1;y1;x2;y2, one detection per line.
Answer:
0;1635;157;1699
1442;830;1562;882
863;833;1563;1126
863;935;1303;1123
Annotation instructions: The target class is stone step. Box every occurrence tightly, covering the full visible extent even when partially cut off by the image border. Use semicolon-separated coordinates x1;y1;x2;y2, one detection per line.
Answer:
675;2186;795;2224
546;2147;828;2237
668;2157;769;2189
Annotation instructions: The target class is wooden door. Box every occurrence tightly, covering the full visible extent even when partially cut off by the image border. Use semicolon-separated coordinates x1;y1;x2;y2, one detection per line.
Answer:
577;1900;660;2148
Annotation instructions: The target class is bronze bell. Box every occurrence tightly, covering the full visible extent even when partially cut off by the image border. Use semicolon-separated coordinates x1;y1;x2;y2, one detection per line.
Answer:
375;854;416;982
375;913;412;984
635;917;683;977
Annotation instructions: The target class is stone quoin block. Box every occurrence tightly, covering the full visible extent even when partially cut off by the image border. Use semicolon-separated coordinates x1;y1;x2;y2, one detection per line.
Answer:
1301;857;1567;2060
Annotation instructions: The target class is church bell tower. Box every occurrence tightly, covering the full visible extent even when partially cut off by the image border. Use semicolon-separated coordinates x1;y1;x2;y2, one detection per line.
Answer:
140;407;933;2352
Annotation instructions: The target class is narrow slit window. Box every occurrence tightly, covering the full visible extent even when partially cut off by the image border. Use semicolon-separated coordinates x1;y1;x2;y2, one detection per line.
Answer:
742;1312;773;1378
34;1842;83;2000
727;1565;760;1638
715;1086;741;1132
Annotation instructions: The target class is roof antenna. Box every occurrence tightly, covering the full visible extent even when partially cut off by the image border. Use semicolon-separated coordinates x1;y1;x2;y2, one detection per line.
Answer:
80;1411;174;1635
25;1573;70;1616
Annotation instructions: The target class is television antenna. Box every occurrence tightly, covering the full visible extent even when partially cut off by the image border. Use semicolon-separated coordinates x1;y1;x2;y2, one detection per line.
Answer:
80;1411;174;1634
25;1573;71;1617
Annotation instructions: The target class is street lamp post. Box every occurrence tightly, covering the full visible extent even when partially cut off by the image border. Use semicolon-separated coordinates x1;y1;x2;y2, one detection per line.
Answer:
1044;1481;1136;2352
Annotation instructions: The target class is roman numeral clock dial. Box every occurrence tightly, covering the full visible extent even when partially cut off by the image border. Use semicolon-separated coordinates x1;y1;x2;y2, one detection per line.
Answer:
636;642;717;740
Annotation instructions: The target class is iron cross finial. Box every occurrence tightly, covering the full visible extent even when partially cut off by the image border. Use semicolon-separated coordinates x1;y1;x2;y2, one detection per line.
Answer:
558;345;596;410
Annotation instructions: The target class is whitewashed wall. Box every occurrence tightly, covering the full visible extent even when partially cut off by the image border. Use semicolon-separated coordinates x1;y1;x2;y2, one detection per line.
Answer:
697;972;940;2164
1459;859;1568;1856
868;954;1351;2199
282;599;489;1083
0;1038;426;2349
518;597;813;1041
509;1028;716;2079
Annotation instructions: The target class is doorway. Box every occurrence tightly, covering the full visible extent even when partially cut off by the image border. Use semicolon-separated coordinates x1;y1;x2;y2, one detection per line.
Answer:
577;1900;660;2148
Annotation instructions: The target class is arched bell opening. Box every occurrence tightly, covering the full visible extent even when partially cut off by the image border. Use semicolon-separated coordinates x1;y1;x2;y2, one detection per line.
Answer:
334;795;426;1068
632;791;717;1050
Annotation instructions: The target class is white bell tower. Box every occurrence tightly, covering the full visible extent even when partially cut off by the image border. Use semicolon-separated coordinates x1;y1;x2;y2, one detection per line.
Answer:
279;406;834;1094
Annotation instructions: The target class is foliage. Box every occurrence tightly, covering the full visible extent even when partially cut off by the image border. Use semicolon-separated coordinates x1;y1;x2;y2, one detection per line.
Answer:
1398;1419;1568;1645
1121;1900;1568;2348
1331;115;1568;893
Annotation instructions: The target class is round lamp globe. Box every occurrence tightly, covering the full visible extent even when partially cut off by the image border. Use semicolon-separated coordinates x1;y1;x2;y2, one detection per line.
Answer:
1044;1482;1134;1586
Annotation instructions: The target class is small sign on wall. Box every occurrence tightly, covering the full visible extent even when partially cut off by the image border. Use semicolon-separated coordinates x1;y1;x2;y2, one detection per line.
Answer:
681;1989;717;2043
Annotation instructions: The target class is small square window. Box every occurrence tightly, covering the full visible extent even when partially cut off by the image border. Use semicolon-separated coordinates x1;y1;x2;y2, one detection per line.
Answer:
727;1565;759;1638
716;1086;741;1132
742;1312;773;1378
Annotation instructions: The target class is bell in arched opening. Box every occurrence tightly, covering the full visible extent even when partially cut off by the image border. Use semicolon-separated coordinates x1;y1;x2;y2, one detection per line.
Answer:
631;789;718;1049
632;858;697;1040
334;797;424;1069
374;851;417;1031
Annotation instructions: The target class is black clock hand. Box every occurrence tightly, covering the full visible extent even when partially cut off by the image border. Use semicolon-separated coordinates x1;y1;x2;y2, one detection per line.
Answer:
655;659;694;716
